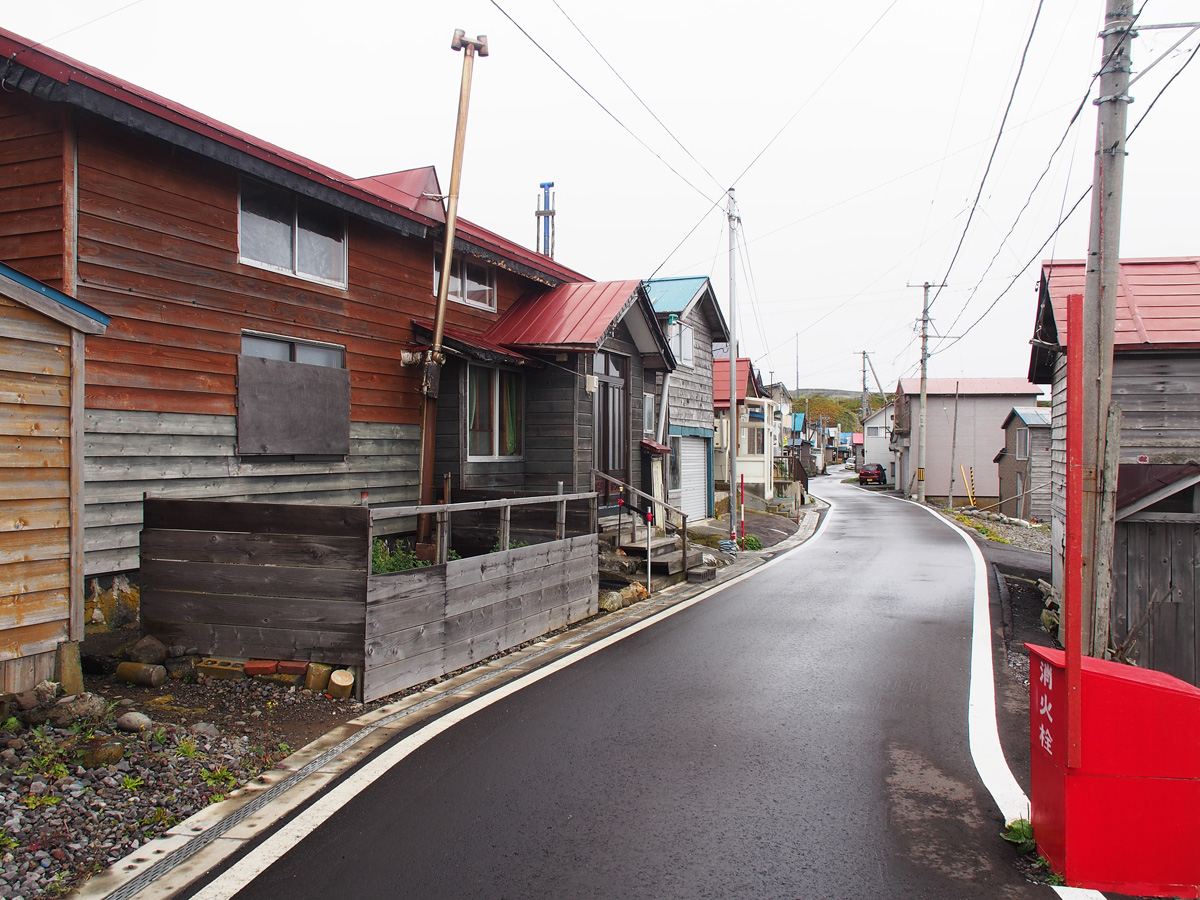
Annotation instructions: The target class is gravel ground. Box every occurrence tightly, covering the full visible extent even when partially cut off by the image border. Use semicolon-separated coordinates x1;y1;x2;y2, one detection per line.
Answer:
1;675;388;899
936;506;1053;554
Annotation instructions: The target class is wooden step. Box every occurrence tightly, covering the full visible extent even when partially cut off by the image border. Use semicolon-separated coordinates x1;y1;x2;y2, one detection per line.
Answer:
618;534;679;559
649;549;706;575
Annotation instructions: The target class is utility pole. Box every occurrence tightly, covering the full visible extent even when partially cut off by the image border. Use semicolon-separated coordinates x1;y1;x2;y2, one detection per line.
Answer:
907;282;945;503
417;29;488;548
727;189;738;540
859;351;868;423
1078;0;1135;659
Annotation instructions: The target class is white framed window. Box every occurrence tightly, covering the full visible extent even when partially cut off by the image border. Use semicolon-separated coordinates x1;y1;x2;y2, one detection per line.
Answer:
239;180;346;287
467;365;523;458
434;252;496;311
669;321;694;367
643;392;656;435
242;332;344;368
1016;427;1030;460
867;426;882;437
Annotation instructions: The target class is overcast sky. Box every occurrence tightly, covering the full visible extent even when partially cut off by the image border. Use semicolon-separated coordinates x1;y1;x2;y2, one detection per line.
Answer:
5;1;1198;392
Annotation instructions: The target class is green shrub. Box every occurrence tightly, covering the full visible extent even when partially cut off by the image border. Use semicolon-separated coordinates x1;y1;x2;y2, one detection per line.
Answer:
739;535;763;551
371;538;432;574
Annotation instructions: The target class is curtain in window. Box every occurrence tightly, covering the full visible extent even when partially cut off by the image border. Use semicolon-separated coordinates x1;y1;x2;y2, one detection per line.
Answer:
499;371;522;456
468;368;493;456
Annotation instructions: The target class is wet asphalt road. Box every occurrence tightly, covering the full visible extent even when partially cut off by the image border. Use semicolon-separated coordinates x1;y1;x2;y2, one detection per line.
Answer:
222;478;1047;899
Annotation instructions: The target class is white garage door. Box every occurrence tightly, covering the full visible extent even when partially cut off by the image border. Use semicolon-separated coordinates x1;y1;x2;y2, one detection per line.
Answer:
680;436;708;519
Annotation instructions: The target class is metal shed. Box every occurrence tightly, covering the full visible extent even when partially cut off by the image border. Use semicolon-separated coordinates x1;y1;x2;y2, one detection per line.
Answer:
0;263;107;692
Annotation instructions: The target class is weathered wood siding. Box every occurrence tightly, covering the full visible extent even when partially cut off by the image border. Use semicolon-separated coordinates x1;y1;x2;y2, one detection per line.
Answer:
998;422;1051;520
669;305;717;432
0;93;64;289
365;534;598;701
526;356;587;494
140;499;371;665
1112;518;1200;686
84;412;420;576
1112;353;1200;463
1049;351;1200;600
0;298;72;691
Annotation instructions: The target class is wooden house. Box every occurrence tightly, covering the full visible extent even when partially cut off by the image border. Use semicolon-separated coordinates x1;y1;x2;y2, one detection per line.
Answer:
1029;257;1200;683
1;263;107;692
890;378;1041;504
993;407;1051;520
0;27;606;578
713;357;776;499
644;276;729;520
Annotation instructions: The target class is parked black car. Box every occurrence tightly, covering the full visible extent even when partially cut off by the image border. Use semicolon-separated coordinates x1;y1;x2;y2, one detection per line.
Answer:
859;463;887;485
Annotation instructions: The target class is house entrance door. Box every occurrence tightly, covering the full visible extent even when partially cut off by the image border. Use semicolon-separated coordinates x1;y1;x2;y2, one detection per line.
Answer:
593;352;628;509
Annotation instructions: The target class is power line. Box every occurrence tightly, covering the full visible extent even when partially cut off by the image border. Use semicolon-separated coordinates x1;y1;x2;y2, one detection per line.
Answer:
927;0;1046;313
730;0;901;187
488;0;718;204
549;0;724;194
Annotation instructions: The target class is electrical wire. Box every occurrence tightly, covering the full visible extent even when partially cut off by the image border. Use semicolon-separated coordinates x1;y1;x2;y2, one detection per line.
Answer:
3;0;148;62
927;0;1046;313
488;0;718;204
730;0;900;188
549;0;724;194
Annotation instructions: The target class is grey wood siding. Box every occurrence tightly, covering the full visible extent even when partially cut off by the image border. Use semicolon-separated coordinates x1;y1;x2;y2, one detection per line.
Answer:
669;306;716;432
525;358;583;494
84;410;419;576
1112;518;1200;686
1112;353;1200;463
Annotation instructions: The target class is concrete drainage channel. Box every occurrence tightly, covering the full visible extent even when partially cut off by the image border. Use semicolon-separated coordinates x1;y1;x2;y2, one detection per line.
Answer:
78;504;824;900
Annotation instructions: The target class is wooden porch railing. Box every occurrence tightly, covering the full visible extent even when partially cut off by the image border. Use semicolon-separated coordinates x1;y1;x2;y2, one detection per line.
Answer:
371;489;599;563
591;469;690;581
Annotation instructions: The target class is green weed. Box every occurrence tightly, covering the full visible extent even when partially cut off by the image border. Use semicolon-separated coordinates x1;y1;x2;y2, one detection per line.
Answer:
121;774;144;792
175;737;199;759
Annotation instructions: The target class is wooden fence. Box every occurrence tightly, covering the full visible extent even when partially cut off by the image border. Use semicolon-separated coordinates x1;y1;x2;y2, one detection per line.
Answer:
1112;516;1200;686
141;493;598;701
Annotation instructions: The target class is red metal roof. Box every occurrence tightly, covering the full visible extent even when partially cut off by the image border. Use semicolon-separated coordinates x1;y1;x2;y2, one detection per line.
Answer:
897;377;1040;396
410;318;537;367
1042;258;1200;349
484;281;643;349
349;168;445;224
713;358;758;408
455;219;589;285
0;27;588;287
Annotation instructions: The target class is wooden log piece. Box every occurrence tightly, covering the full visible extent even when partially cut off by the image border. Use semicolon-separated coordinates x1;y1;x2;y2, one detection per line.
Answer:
115;662;167;688
327;668;354;699
304;663;333;692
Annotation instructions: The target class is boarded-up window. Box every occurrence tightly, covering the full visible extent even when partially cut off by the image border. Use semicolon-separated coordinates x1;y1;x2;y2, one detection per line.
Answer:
237;334;349;456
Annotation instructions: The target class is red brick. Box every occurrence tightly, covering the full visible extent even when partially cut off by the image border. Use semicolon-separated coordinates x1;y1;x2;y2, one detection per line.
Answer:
276;660;309;676
242;660;277;677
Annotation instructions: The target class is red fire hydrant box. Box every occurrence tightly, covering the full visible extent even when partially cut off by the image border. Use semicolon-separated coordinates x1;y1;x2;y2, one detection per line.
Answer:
1028;644;1200;897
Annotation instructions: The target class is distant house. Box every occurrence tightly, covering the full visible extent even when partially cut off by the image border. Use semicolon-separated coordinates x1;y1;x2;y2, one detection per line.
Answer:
0;263;108;692
1030;257;1200;683
714;358;777;499
644;276;730;520
863;403;895;483
890;378;1042;504
994;407;1051;520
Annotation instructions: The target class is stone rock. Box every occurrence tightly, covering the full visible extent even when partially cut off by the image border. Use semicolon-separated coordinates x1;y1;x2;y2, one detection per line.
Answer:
33;681;59;705
164;657;196;680
80;741;124;769
189;722;220;738
116;711;153;732
167;644;188;659
47;693;107;727
13;691;39;711
598;591;624;613
127;636;168;665
620;582;649;605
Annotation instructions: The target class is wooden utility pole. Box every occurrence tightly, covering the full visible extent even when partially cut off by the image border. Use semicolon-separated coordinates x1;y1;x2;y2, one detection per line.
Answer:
727;189;738;540
918;283;931;502
1078;0;1133;657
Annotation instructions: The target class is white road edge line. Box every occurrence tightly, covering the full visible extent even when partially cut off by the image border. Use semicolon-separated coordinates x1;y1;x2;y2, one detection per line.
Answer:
913;503;1104;899
192;505;835;900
